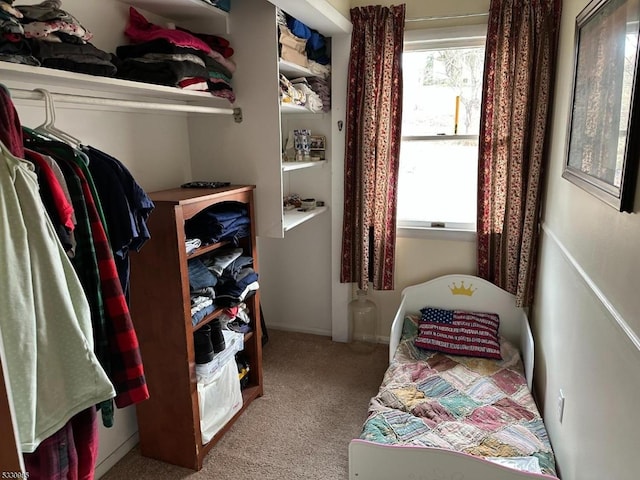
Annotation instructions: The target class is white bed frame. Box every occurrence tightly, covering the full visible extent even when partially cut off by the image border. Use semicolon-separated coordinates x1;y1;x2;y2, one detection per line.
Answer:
349;274;557;480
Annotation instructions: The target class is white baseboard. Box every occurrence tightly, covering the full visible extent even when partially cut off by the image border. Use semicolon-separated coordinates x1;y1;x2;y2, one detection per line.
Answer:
268;325;391;346
266;323;332;337
95;432;139;479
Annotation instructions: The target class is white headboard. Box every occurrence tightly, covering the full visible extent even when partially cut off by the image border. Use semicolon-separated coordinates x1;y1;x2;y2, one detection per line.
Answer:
389;275;535;389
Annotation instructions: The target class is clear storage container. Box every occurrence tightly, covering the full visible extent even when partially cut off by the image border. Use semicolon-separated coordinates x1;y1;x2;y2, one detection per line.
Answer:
348;290;378;353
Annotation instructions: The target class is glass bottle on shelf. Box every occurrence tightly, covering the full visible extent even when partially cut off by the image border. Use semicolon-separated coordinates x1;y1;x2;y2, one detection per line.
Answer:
348;289;377;353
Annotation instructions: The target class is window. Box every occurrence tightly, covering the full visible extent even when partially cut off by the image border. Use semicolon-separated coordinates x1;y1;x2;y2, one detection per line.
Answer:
397;26;486;234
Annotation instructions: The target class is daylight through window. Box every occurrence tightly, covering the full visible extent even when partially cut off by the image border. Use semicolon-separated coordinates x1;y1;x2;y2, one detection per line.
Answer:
397;29;486;233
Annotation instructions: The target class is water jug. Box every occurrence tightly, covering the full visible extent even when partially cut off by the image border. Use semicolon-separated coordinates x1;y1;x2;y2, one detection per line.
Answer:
348;290;377;353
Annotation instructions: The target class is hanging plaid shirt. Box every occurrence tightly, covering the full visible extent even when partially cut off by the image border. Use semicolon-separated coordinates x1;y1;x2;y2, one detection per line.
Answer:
68;159;149;407
24;137;149;409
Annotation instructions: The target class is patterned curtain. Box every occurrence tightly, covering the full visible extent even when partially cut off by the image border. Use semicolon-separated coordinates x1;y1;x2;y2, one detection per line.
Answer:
340;5;405;291
477;0;562;307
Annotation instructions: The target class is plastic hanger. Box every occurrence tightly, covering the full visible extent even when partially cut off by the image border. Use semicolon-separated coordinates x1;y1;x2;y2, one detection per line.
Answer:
33;88;83;148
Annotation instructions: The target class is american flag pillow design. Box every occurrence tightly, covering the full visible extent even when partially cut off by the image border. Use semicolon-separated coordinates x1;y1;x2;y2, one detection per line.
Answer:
415;307;502;359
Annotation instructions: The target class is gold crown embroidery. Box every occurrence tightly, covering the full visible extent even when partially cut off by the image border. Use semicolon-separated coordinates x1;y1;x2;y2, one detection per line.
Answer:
449;280;476;296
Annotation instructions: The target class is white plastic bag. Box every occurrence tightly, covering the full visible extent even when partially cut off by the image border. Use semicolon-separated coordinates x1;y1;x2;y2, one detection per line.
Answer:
197;358;242;444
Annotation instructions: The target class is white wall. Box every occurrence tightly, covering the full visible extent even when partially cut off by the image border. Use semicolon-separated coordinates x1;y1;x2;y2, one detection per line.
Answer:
533;230;640;480
533;0;640;478
369;235;477;341
258;212;333;336
350;0;490;29
326;0;351;19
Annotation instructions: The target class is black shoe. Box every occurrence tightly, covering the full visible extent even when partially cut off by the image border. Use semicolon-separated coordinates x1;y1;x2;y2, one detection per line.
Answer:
210;318;226;353
194;324;214;364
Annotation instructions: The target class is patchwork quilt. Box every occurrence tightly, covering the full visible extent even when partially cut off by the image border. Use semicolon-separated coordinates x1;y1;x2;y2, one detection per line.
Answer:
359;316;557;477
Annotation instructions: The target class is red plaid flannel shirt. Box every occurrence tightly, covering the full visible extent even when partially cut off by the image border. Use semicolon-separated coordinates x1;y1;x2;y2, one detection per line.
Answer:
70;162;149;407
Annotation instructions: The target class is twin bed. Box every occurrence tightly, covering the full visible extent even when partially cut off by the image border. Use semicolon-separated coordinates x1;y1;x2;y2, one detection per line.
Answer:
349;274;559;479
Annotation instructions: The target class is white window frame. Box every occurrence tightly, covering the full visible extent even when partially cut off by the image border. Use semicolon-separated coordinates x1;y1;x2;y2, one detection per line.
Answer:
397;25;487;240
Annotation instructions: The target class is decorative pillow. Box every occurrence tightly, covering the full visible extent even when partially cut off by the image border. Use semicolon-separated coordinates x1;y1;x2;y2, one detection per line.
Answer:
415;307;502;359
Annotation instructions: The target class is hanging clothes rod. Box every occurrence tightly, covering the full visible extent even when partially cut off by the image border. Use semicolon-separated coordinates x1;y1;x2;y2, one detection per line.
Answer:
406;12;489;22
9;88;243;122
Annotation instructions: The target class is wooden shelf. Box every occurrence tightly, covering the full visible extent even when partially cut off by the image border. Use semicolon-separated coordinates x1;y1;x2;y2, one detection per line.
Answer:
187;240;232;259
0;62;233;108
271;0;351;35
117;0;230;33
280;101;317;114
241;384;262;405
282;160;327;172
283;206;328;231
278;59;319;79
130;186;263;470
192;308;224;331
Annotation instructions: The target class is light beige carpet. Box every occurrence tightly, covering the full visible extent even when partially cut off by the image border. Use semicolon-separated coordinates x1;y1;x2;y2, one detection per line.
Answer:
100;329;388;480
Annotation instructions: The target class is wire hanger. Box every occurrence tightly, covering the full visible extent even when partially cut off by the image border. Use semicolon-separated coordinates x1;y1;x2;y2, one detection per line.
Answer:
33;88;83;148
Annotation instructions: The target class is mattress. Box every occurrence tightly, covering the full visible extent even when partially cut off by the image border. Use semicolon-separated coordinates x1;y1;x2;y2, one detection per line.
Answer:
359;315;557;477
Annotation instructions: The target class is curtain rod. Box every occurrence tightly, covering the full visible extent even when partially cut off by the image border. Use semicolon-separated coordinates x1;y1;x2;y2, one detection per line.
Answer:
406;12;489;22
9;88;242;121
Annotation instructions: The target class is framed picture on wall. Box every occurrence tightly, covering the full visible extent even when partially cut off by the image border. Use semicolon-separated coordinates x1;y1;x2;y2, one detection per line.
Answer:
562;0;640;212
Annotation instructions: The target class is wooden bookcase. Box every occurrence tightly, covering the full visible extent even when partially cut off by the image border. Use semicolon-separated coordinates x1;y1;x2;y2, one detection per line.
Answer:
129;185;263;470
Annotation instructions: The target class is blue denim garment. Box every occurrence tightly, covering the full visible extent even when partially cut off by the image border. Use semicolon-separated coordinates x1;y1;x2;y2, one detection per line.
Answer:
184;202;251;245
188;258;217;290
203;247;243;276
192;304;215;327
220;223;251;245
216;269;258;298
224;255;254;278
184;216;222;243
217;210;249;229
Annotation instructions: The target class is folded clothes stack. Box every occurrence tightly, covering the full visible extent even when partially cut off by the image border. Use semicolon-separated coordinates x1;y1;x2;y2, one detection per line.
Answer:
114;7;236;102
0;2;237;101
308;75;330;112
290;77;323;113
185;204;258;326
202;246;258;307
280;73;306;107
0;0;38;65
275;8;331;111
1;0;116;75
187;248;259;325
184;201;250;246
218;303;252;334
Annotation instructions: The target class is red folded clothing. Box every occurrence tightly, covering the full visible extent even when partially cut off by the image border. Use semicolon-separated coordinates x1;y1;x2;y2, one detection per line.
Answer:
124;7;212;54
